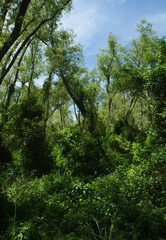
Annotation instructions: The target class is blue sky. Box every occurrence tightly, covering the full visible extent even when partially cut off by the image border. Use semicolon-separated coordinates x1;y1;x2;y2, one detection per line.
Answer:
60;0;166;69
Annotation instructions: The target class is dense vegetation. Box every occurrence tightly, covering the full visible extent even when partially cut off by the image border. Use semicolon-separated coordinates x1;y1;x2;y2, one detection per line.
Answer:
0;0;165;239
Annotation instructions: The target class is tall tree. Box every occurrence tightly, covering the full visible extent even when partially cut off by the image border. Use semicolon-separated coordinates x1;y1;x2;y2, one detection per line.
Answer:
97;33;120;123
44;29;98;130
112;19;157;121
142;37;166;136
0;0;31;61
0;0;72;85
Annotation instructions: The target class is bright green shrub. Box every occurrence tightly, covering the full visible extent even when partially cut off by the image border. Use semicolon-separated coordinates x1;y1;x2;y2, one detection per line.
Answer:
51;126;106;177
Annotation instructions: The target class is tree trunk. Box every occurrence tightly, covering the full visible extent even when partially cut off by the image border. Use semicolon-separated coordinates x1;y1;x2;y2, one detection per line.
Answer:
5;40;31;108
125;95;138;120
74;103;81;125
0;0;72;85
60;71;87;118
0;0;31;61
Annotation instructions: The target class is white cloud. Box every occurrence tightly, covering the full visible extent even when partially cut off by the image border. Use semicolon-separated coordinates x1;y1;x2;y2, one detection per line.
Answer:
145;12;166;35
60;0;100;48
119;0;127;4
60;0;128;49
146;12;166;24
59;0;166;70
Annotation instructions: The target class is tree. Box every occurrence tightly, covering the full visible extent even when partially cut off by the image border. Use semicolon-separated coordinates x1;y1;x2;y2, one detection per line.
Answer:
97;33;120;123
0;0;72;85
112;19;157;122
42;73;73;130
0;0;31;61
44;29;98;131
142;37;166;136
5;37;43;107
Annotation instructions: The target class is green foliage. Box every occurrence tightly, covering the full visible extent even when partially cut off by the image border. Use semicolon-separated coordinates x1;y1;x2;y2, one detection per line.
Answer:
1;95;53;175
0;18;165;240
1;152;165;240
1;171;72;239
51;126;106;177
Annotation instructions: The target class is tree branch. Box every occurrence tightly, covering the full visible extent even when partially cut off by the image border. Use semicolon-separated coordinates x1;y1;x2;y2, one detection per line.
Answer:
0;0;31;61
0;0;72;85
60;70;87;118
0;0;13;34
5;38;33;107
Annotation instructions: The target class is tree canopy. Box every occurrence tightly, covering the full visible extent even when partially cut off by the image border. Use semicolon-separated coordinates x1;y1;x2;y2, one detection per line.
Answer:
0;1;165;238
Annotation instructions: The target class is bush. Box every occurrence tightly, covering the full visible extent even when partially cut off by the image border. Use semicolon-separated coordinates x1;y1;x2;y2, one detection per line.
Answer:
51;126;106;177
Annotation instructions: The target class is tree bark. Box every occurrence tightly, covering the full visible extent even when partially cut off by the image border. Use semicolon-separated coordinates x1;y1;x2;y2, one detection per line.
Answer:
0;0;72;85
74;103;81;125
125;95;138;120
60;71;87;118
0;0;31;61
0;0;13;34
5;39;32;108
108;90;117;120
